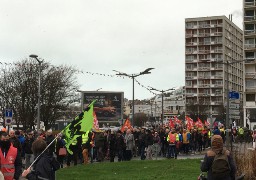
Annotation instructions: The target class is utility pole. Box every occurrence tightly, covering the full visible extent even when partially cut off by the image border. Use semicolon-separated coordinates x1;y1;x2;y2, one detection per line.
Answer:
113;68;154;126
149;87;175;126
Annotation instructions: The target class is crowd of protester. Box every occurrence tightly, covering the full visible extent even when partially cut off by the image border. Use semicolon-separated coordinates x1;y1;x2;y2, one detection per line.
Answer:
0;122;254;179
62;123;256;166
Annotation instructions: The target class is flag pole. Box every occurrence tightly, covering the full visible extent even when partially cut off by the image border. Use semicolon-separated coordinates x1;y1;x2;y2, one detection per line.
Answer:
28;132;62;169
27;100;96;170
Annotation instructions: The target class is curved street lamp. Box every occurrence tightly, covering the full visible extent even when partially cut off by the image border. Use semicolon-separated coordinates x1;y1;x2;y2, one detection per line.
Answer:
113;68;154;126
29;54;43;131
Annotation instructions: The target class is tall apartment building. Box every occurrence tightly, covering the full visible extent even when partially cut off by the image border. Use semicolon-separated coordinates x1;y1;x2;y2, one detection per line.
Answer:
243;0;256;128
185;16;243;124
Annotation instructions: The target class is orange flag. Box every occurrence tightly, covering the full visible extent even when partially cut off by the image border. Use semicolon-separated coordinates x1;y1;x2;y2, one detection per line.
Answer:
93;111;99;130
121;118;132;132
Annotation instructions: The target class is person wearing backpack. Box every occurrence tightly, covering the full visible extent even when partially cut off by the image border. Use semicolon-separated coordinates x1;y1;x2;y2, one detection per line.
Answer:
200;135;236;180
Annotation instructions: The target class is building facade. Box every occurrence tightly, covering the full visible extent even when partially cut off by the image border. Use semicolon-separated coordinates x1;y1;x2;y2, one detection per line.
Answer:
185;16;243;125
243;0;256;129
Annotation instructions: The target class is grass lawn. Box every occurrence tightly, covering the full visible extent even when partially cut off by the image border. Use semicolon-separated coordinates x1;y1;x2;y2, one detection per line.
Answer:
57;159;203;180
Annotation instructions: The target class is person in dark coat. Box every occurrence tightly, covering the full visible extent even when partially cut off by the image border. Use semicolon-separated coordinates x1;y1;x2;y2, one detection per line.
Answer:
108;131;116;162
138;128;146;160
22;139;60;180
201;135;236;180
9;130;22;153
116;130;125;162
24;131;35;169
45;129;55;156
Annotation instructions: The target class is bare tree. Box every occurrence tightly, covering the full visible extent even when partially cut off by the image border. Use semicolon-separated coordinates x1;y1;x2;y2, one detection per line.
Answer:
0;59;79;130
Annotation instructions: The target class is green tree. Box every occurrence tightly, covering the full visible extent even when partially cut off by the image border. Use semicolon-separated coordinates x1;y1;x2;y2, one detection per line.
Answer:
0;59;78;130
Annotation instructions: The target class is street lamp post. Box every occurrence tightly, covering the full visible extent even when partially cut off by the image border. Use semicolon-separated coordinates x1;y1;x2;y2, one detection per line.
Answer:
29;54;43;132
113;68;154;126
149;87;174;126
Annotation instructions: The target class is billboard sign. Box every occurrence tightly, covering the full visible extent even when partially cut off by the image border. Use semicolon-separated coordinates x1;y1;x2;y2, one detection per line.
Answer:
81;91;124;123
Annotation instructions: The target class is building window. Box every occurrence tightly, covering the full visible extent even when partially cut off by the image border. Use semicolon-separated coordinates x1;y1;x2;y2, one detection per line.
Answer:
246;94;255;101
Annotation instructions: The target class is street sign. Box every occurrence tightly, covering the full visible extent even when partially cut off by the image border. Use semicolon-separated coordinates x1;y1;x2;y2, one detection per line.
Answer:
229;115;240;120
229;91;240;99
4;109;13;125
229;109;240;115
5;118;12;125
5;109;13;118
229;104;239;109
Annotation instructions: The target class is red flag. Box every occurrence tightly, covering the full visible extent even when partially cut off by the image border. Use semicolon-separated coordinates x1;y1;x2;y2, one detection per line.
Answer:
204;120;210;126
169;118;175;129
174;116;181;124
185;116;194;130
93;111;99;130
196;117;204;129
121;118;133;132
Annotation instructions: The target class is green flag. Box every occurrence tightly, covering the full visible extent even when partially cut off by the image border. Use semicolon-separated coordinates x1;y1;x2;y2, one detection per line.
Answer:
62;100;96;154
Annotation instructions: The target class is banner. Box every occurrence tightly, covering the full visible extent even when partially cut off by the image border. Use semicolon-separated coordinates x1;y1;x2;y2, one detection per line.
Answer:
63;100;96;154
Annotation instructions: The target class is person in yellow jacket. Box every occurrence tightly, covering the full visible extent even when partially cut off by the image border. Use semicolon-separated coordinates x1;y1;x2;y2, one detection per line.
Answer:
82;131;92;165
167;129;178;159
182;129;190;154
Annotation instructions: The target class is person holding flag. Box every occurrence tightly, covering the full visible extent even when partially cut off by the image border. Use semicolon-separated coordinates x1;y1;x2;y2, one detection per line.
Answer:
22;100;96;178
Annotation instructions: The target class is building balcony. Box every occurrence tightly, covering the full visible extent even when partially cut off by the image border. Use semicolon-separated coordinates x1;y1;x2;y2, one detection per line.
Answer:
210;49;223;53
198;93;210;96
244;30;256;36
245;87;256;93
198;67;210;71
186;50;198;54
209;58;223;62
199;24;211;28
211;101;222;105
199;58;210;62
198;50;210;54
186;42;198;46
210;32;222;36
198;75;210;79
244;2;256;8
211;66;223;70
186;93;196;97
185;59;194;63
244;16;256;22
245;72;256;78
245;58;256;63
198;84;210;88
211;75;223;79
198;33;210;37
244;44;256;50
186;25;198;29
211;84;223;88
211;40;222;44
211;93;222;96
245;101;256;107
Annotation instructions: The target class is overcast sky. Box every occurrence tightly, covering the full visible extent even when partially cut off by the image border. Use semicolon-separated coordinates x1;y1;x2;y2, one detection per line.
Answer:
0;0;243;100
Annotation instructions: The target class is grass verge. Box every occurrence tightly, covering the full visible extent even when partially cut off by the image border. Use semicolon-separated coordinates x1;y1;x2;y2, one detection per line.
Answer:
57;159;202;180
